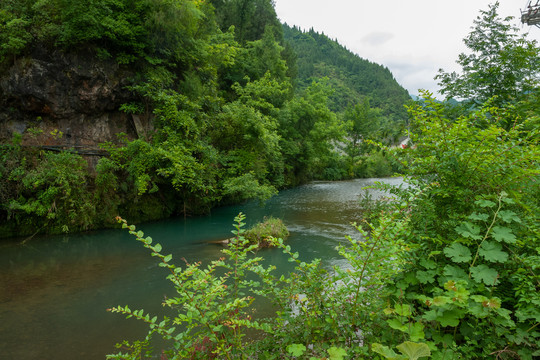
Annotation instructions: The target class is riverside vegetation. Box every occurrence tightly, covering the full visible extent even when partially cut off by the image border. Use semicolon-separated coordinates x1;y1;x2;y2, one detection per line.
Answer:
0;0;406;238
107;3;539;359
1;1;539;359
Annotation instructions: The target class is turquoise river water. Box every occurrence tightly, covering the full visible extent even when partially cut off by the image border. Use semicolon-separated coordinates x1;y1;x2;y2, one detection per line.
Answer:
0;177;403;359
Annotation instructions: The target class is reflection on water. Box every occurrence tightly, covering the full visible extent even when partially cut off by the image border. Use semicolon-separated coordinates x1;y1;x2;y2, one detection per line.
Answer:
0;177;402;360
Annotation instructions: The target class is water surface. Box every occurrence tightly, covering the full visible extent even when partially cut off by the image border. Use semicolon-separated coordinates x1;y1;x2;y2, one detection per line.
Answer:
0;177;402;359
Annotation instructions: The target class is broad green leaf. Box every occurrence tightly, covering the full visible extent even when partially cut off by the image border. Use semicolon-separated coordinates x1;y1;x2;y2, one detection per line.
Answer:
419;259;437;269
372;343;406;359
475;199;496;208
479;241;508;263
498;210;521;224
455;222;482;240
396;341;431;360
163;254;173;263
470;264;499;285
443;243;472;263
395;304;412;317
452;287;470;303
442;265;468;281
471;295;489;303
432;296;450;306
490;226;516;244
416;270;436;284
154;243;162;253
408;322;425;342
471;295;501;309
468;212;489;222
328;346;347;360
438;308;464;327
388;318;408;332
485;298;501;309
422;309;439;322
444;280;458;291
383;307;394;315
286;343;306;357
468;302;490;318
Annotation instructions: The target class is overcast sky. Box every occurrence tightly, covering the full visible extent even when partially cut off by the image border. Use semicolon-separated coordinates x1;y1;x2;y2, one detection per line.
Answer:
273;0;540;97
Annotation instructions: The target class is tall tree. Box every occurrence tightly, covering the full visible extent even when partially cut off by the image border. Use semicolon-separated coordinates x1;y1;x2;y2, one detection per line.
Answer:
279;80;345;184
210;0;281;43
343;98;382;159
436;1;540;107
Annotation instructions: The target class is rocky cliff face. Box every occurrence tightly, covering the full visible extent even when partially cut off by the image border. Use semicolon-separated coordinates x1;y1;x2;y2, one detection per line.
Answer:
0;47;143;156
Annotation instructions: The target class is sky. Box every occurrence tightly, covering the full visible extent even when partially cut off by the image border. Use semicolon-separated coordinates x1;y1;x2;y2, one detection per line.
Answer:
273;0;540;97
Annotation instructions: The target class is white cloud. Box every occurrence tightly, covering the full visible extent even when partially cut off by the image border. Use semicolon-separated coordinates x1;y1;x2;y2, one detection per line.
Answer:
361;32;394;47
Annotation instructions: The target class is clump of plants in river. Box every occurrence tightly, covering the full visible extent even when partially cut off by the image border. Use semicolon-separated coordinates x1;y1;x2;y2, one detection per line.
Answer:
243;216;289;249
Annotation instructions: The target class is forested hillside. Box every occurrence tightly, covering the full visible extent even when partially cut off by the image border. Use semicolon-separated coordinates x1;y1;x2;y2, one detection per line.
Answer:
283;24;410;119
0;0;408;238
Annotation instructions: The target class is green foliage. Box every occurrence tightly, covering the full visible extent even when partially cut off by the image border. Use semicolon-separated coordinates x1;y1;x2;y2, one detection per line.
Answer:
436;2;540;108
369;92;540;357
357;151;395;179
0;0;218;67
8;150;95;234
344;99;383;153
221;173;277;204
1;0;410;236
402;93;539;237
211;0;282;44
0;10;31;63
95;3;536;359
278;80;346;184
109;208;413;359
373;341;431;360
110;90;539;356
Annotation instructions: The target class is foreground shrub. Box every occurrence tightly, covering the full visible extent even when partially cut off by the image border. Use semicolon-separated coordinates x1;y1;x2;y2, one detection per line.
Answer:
369;94;540;358
107;208;416;359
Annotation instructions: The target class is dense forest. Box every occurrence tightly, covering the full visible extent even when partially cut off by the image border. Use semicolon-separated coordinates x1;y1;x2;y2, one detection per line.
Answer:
0;0;409;238
283;24;410;119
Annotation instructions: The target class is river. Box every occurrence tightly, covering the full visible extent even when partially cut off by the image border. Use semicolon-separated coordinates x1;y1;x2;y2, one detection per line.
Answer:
0;177;402;360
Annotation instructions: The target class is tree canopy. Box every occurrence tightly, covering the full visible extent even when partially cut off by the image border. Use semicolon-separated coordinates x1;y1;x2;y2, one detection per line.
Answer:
436;1;540;107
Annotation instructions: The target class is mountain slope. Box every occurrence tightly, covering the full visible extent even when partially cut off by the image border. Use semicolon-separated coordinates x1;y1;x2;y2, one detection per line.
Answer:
283;24;410;120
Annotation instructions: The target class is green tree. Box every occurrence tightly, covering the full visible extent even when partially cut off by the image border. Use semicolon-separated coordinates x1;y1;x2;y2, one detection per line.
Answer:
343;99;382;157
211;75;286;200
211;0;282;43
436;1;540;108
0;9;32;64
244;26;289;82
279;80;345;184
